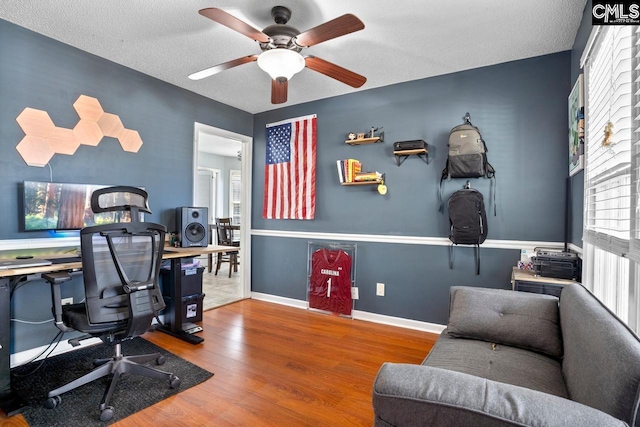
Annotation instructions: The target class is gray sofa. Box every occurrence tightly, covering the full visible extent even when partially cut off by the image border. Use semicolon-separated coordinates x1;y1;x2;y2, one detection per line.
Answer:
373;284;640;426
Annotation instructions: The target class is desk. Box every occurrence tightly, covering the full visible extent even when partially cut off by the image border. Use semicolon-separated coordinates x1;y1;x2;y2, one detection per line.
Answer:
0;244;235;416
156;246;236;344
511;267;576;298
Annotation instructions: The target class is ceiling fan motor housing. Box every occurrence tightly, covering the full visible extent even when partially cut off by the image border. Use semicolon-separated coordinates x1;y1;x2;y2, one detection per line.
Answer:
271;6;291;24
261;24;302;51
259;6;301;51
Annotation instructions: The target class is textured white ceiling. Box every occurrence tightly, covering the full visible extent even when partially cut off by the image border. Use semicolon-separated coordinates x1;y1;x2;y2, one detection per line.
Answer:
0;0;587;114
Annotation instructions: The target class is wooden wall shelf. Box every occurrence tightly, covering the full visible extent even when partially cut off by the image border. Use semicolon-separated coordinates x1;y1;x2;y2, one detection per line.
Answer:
393;147;429;166
341;180;383;186
345;132;384;145
345;137;380;145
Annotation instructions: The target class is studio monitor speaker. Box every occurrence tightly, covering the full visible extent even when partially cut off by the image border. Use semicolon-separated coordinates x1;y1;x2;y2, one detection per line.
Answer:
176;207;208;247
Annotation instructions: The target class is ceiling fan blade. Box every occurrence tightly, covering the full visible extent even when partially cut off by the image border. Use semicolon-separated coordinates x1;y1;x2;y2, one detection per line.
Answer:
295;14;364;47
199;8;270;43
271;78;288;104
188;55;258;80
305;56;366;88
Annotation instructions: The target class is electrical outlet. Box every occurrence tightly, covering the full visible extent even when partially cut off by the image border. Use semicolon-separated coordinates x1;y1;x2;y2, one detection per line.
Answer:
351;287;359;300
61;297;73;306
376;282;385;296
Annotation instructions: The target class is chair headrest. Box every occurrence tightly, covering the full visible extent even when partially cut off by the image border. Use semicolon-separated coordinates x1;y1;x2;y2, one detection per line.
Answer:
90;186;151;222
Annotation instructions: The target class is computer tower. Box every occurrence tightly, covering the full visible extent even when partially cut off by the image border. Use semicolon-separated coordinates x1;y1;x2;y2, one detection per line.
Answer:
160;266;205;326
176;207;208;247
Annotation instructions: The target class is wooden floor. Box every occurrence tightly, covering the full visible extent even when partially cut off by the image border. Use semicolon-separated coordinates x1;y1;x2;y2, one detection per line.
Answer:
1;299;438;426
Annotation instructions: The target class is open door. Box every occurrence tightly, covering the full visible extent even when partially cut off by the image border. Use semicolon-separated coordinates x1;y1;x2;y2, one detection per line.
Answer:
193;122;252;307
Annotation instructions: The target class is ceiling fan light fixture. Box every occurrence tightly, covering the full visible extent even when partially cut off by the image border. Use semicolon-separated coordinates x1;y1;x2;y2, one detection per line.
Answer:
257;49;305;81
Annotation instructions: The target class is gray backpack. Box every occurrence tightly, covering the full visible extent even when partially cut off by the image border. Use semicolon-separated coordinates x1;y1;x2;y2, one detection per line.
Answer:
445;123;493;179
439;114;495;213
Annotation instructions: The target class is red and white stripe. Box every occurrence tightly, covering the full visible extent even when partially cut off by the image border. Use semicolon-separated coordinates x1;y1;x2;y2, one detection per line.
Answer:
263;115;316;220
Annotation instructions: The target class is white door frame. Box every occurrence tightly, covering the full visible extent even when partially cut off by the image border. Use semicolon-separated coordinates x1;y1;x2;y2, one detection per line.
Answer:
193;122;252;300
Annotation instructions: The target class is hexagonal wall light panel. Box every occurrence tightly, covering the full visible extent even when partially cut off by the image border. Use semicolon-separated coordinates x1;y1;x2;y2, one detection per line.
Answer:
73;95;104;121
16;136;55;167
16;108;55;138
73;119;104;146
16;95;143;167
48;127;81;155
118;129;143;153
98;113;125;139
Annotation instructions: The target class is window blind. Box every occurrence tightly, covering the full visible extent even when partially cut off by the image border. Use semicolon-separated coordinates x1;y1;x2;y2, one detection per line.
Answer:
584;26;633;257
630;26;640;263
581;25;640;331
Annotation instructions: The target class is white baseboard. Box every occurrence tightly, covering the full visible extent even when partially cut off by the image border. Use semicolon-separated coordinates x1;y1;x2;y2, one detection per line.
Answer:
352;310;445;334
250;292;444;334
251;292;307;309
10;317;165;368
10;337;101;368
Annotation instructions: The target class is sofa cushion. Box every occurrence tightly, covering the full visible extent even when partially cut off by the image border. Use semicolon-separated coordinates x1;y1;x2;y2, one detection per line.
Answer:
447;286;563;358
373;363;628;427
423;330;569;398
560;283;640;426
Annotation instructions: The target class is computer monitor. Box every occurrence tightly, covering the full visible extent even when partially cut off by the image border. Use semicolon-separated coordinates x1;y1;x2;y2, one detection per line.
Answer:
21;181;141;232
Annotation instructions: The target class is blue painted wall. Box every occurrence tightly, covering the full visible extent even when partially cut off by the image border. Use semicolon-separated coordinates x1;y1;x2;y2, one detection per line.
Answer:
251;52;571;325
0;19;252;238
569;0;592;248
0;19;252;353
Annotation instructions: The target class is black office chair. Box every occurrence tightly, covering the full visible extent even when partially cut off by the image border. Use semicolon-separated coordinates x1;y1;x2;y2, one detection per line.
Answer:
42;186;180;422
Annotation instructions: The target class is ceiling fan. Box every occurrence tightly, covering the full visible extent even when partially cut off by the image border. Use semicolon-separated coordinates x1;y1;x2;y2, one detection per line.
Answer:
188;6;367;104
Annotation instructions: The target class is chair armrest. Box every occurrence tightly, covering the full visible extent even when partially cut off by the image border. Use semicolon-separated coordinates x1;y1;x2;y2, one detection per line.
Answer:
373;363;627;427
42;272;75;332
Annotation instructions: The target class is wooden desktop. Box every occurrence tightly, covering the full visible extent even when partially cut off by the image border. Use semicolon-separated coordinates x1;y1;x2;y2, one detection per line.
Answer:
0;244;236;416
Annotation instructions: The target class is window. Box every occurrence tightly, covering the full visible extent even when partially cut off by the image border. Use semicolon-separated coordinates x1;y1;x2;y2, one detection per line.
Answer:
229;169;241;225
582;25;639;331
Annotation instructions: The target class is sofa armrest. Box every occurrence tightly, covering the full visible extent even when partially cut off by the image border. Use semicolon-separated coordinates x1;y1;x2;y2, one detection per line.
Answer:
373;363;628;427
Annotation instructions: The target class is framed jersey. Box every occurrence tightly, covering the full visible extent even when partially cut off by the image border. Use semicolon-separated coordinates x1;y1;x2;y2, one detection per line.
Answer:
307;242;356;317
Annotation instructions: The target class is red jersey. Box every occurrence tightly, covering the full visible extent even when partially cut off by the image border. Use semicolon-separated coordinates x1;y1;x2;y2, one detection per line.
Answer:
308;248;353;315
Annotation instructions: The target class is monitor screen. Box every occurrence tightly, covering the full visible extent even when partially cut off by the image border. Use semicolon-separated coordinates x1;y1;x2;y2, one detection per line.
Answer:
22;181;138;231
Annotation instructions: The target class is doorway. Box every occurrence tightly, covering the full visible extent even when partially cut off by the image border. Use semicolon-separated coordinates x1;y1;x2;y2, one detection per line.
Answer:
196;168;220;223
193;123;252;310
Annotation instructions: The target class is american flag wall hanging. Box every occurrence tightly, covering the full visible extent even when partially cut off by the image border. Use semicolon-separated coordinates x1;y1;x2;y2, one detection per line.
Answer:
263;114;317;220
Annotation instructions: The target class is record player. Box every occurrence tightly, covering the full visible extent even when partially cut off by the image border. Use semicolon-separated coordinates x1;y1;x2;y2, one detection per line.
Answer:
531;250;579;280
393;140;429;166
393;140;427;151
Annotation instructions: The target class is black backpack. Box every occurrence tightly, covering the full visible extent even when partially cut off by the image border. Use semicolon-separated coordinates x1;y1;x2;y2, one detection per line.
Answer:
448;188;487;275
439;114;495;214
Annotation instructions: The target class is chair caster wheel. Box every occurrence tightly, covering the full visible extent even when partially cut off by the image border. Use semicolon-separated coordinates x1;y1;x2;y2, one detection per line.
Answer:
156;355;166;365
100;406;114;422
45;395;61;409
170;375;181;389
